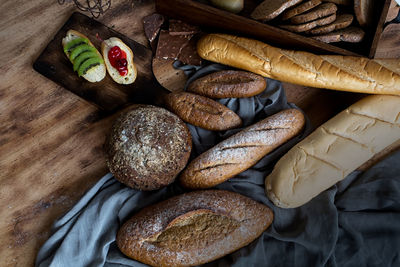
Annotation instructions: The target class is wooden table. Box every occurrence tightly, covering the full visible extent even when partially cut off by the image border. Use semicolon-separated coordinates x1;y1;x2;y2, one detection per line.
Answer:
0;1;398;266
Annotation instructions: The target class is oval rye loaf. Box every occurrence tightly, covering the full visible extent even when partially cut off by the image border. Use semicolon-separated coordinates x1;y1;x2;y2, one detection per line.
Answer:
117;189;274;267
164;92;242;131
187;70;267;98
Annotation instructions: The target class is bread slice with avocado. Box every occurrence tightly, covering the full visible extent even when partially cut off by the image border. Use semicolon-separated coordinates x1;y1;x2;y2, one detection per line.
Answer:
62;29;106;83
101;37;137;85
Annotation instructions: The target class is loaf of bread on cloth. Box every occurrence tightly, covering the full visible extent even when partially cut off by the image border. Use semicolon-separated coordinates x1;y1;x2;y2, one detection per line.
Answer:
196;33;400;95
265;95;400;208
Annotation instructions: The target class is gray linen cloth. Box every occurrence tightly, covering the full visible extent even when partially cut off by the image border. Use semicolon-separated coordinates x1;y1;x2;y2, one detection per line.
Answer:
36;65;400;267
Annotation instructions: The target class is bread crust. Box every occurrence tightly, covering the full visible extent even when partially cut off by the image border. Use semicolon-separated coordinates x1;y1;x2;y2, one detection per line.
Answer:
251;0;303;21
179;109;305;189
265;95;400;208
117;190;274;267
196;33;400;95
105;105;192;190
312;26;365;43
289;2;337;24
281;13;337;32
307;13;353;35
101;37;137;84
164;92;242;131
62;29;106;82
281;0;322;20
187;70;267;98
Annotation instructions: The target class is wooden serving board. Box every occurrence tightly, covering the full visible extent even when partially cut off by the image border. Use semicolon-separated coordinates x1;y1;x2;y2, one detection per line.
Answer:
33;12;168;113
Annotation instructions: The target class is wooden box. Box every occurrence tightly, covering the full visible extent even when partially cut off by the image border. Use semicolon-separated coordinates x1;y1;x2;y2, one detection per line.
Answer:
156;0;391;58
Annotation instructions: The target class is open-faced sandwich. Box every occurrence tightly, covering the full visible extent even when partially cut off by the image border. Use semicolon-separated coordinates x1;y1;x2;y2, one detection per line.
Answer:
101;37;137;85
62;29;106;82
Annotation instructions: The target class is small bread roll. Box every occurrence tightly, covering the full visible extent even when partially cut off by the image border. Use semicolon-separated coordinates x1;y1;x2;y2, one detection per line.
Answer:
101;37;137;84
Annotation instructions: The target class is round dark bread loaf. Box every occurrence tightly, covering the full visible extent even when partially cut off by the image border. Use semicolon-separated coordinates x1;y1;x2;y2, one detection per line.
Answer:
105;105;192;190
117;189;274;267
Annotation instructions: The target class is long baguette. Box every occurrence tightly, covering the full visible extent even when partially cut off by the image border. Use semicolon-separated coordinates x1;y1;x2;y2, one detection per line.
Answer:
265;95;400;208
179;109;305;189
196;33;400;95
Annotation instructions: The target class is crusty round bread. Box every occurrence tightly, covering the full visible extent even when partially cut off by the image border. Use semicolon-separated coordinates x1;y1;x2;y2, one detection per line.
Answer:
101;37;137;84
105;105;192;190
117;190;273;267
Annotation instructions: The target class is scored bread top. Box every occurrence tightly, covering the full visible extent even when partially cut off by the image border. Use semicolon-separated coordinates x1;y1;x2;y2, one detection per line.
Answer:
101;37;137;84
179;109;305;189
196;33;400;95
266;95;400;208
117;190;273;267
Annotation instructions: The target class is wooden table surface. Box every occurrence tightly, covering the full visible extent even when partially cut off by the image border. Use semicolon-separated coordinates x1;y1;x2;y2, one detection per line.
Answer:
0;1;398;266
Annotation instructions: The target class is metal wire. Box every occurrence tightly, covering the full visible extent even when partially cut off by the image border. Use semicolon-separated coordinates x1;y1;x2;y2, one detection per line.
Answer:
58;0;111;18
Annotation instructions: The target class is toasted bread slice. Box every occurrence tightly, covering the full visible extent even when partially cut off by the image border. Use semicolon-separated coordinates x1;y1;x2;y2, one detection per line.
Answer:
101;37;137;85
62;30;106;83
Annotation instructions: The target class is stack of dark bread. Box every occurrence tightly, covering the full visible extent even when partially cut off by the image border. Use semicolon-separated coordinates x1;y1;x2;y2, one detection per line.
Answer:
250;0;374;43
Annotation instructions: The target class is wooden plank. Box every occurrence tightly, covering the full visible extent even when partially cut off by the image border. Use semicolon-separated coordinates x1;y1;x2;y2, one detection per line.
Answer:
33;12;168;113
155;0;362;56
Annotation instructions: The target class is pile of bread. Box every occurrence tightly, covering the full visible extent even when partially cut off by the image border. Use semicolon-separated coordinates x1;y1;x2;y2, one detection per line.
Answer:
251;0;372;43
105;33;400;267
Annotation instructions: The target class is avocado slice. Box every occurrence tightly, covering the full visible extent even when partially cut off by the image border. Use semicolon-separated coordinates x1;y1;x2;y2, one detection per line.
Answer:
69;44;97;62
77;57;103;77
64;37;89;54
73;51;100;72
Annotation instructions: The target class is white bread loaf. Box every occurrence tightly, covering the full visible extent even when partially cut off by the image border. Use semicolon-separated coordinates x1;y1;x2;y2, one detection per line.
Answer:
62;30;106;83
265;95;400;208
101;37;137;85
196;34;400;95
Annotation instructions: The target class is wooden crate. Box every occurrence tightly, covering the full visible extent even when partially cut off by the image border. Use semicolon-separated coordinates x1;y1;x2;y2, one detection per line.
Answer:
156;0;391;58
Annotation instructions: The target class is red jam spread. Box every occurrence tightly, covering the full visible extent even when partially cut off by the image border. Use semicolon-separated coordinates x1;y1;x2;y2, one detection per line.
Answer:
108;46;128;76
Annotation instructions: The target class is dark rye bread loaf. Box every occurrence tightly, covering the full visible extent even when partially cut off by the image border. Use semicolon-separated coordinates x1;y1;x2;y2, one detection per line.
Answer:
187;70;267;98
179;109;305;189
117;190;274;267
164;92;242;131
105;105;192;190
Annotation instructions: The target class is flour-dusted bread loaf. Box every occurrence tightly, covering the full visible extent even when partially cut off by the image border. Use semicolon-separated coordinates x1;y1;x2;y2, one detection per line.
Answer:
164;92;242;131
187;70;267;98
180;109;305;189
105;105;192;190
62;29;106;82
266;95;400;208
117;190;274;267
101;37;137;84
196;33;400;95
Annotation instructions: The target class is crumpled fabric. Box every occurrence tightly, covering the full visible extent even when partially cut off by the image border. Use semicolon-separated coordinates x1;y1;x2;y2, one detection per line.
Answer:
36;64;400;267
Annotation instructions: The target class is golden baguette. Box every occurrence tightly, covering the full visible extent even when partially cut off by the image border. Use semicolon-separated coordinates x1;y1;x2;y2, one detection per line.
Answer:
180;109;305;189
196;33;400;95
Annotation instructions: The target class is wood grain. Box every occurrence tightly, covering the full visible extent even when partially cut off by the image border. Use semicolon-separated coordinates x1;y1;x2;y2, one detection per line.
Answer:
0;0;399;266
386;0;400;22
374;23;400;58
0;1;156;266
152;58;187;92
155;0;361;56
34;12;168;113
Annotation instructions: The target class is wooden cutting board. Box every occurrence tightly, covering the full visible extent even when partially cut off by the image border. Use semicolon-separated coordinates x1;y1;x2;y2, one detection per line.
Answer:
33;12;168;113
